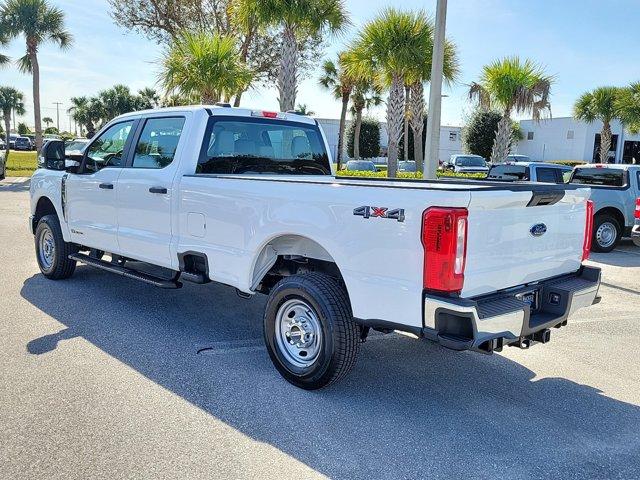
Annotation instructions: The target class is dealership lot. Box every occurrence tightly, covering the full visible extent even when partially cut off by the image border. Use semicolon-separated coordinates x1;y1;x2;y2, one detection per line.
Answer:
1;177;639;480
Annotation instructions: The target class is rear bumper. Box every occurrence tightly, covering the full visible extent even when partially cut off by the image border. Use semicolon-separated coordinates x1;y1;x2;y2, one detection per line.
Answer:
423;265;601;352
632;223;640;239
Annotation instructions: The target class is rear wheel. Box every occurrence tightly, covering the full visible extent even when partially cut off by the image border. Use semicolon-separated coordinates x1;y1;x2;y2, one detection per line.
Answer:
592;213;621;253
263;273;360;390
35;214;77;279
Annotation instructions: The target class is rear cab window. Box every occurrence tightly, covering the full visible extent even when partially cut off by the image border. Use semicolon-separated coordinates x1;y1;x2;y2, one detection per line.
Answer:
487;164;530;181
571;168;627;187
196;116;330;175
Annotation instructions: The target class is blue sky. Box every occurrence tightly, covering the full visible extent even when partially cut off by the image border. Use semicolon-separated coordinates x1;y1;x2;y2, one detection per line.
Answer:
1;0;640;131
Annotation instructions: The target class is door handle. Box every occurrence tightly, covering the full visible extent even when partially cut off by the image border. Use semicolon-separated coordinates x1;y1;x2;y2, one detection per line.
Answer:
99;183;114;190
149;187;168;194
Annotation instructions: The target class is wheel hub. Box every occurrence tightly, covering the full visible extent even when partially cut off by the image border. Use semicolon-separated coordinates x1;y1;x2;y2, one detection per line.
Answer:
596;222;616;248
275;299;322;368
39;228;55;269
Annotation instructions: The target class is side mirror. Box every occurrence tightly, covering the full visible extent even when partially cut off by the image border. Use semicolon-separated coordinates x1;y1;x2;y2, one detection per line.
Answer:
39;140;66;171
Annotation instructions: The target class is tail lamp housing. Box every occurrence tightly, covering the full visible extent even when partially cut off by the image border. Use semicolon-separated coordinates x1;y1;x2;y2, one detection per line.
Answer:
635;198;640;220
422;207;468;294
582;200;594;261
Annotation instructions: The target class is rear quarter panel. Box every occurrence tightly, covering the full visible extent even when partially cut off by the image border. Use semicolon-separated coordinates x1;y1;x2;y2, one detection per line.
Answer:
177;176;471;328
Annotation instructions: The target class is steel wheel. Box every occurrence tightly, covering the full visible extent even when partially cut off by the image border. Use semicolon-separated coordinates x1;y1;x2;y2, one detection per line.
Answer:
274;298;323;368
596;221;617;249
38;225;56;270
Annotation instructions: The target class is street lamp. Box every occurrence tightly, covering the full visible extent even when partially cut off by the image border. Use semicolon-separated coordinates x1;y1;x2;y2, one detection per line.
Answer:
423;0;448;179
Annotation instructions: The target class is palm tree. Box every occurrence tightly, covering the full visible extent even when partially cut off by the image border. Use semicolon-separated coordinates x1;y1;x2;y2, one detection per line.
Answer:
159;31;253;104
137;87;160;109
0;0;72;152
319;56;355;168
347;9;458;177
0;33;9;67
295;103;315;116
0;86;25;156
573;87;621;163
42;116;52;127
68;96;102;138
238;0;349;112
615;82;640;136
350;81;382;160
469;56;553;164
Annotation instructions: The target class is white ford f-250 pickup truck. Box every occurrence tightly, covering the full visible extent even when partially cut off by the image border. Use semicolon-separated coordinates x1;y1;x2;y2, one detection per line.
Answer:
30;106;601;389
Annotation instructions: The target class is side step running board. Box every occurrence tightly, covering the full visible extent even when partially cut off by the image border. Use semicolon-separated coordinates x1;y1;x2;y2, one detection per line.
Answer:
69;253;182;289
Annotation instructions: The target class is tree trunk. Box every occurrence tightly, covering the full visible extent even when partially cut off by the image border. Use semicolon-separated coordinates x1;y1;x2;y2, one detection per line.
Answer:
404;85;410;161
336;90;350;168
29;48;43;153
354;106;363;160
86;122;96;139
600;122;612;163
490;113;512;163
233;91;243;107
3;112;10;158
386;75;405;178
409;82;425;169
278;25;298;112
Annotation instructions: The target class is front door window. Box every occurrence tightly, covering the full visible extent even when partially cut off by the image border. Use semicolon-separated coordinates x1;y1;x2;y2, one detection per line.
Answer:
84;121;135;173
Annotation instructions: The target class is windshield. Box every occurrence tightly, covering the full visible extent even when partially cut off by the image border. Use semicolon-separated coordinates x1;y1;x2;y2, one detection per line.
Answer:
571;168;627;187
197;118;330;175
455;156;485;167
399;161;417;172
65;141;88;152
487;164;530;180
347;161;376;171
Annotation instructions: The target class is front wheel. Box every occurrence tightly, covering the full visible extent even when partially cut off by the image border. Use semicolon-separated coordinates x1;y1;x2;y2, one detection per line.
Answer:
263;273;360;390
592;214;621;253
35;214;77;279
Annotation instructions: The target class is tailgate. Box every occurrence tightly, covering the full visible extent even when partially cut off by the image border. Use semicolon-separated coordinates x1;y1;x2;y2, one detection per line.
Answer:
463;186;591;297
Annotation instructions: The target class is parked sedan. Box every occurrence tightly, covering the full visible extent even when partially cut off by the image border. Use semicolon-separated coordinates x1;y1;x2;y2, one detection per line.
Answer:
14;136;32;151
445;154;489;174
398;160;417;172
344;160;377;172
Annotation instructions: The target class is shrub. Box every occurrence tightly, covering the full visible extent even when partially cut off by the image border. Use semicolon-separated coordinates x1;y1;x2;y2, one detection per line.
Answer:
347;117;380;159
463;110;520;160
549;160;586;167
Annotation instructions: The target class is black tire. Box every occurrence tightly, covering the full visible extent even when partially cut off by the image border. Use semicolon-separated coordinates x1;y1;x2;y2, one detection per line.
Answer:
263;273;360;390
35;214;77;280
592;213;622;253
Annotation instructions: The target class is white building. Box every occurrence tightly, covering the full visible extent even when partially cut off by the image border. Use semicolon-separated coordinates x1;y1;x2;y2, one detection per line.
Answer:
517;117;640;164
316;118;463;163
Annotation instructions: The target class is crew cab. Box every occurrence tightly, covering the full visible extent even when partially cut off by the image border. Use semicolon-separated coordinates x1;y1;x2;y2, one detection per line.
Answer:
570;164;640;252
30;106;601;389
487;161;572;184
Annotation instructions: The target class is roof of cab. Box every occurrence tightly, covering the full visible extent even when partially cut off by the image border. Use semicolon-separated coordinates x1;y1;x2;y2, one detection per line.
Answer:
576;163;640;170
114;105;317;125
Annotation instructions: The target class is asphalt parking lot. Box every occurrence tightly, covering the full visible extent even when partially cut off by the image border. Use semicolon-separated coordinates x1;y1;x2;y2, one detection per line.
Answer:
1;177;639;480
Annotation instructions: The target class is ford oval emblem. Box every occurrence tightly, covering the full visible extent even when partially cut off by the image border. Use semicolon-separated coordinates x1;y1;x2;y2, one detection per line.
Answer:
530;223;547;237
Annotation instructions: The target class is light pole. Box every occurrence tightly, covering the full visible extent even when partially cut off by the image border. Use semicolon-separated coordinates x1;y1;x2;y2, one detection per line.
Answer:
423;0;448;179
53;101;63;131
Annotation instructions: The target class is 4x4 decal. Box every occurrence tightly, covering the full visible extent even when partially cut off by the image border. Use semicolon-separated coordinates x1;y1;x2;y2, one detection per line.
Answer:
353;206;405;223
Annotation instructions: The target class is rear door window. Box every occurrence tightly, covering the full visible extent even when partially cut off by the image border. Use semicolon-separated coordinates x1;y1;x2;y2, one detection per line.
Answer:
536;167;560;183
571;168;627;187
487;165;530;181
197;117;330;175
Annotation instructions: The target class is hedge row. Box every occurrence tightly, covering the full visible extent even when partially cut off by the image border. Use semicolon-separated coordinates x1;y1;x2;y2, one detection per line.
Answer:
336;170;487;180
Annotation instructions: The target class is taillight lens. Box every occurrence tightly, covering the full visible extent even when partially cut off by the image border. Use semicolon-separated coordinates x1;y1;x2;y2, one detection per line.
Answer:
422;207;468;293
582;200;594;261
635;198;640;219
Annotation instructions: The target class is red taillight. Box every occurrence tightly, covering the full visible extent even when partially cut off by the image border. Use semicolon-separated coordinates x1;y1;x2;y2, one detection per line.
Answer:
422;207;468;293
635;198;640;219
582;200;594;261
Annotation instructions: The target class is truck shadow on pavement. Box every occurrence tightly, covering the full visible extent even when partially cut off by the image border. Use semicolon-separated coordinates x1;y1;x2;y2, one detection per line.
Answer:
0;178;31;192
21;267;640;479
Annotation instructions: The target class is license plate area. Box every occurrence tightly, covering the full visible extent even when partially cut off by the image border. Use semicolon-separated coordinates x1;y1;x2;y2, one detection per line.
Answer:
517;289;540;312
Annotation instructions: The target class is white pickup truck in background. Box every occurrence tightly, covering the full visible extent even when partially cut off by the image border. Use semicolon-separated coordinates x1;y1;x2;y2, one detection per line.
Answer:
30;106;601;389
